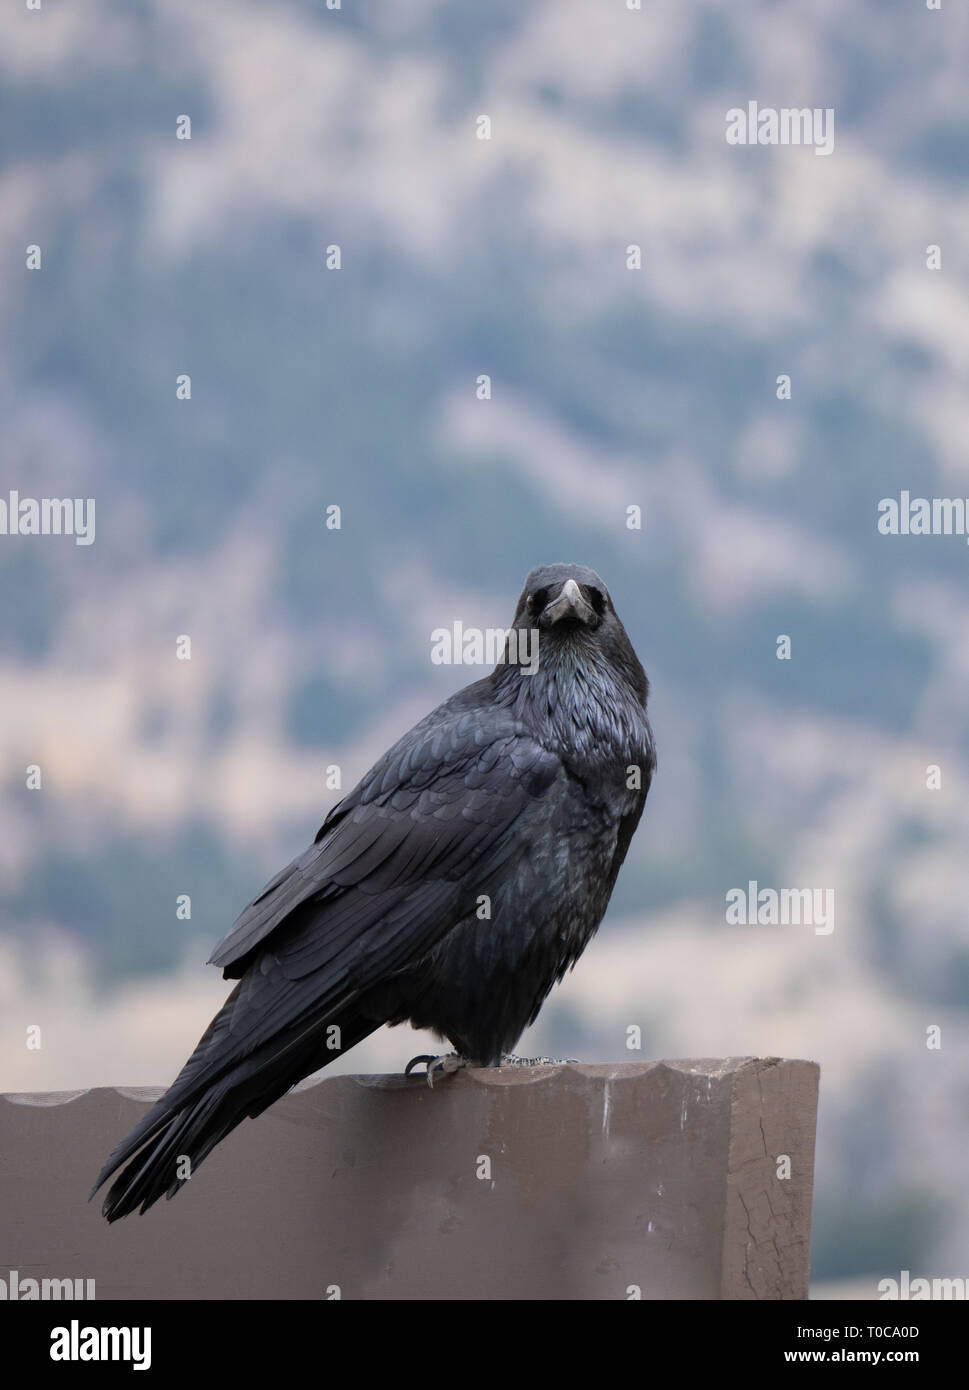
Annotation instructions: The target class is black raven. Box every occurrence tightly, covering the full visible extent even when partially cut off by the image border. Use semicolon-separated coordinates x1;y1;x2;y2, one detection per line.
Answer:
93;563;655;1219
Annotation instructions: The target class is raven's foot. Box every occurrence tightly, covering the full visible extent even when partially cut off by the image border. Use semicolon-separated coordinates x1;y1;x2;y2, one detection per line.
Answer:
499;1052;579;1065
404;1052;470;1089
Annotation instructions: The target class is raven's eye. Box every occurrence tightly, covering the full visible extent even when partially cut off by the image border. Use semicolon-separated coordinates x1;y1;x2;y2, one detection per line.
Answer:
586;587;606;616
530;588;549;614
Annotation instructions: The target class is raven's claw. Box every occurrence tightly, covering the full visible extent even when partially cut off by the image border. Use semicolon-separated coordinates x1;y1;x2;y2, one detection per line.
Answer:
404;1052;469;1088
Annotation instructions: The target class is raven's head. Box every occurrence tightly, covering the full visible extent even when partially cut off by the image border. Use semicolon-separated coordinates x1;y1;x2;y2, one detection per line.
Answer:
499;563;648;712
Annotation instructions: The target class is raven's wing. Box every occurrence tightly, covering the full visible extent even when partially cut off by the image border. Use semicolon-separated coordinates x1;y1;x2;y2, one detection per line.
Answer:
208;698;561;982
105;702;557;1134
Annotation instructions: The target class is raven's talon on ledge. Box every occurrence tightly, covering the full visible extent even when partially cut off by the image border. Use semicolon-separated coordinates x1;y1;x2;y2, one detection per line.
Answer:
404;1053;470;1088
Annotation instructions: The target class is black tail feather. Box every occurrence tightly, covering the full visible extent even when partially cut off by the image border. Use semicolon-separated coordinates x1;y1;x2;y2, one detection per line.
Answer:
93;1004;382;1220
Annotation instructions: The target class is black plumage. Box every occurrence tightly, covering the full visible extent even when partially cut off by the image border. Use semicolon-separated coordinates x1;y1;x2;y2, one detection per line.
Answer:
92;563;655;1219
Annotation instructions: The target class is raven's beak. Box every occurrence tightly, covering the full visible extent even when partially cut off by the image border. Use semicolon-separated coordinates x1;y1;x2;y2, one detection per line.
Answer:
541;578;596;627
